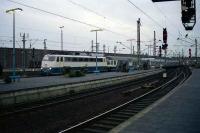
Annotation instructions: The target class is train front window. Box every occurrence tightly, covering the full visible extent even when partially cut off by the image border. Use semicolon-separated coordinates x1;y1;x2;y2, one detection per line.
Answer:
43;56;55;61
42;55;49;61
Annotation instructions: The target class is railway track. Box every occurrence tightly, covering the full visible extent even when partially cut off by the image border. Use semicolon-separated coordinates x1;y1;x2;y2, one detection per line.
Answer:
0;70;164;117
58;67;190;133
0;68;183;133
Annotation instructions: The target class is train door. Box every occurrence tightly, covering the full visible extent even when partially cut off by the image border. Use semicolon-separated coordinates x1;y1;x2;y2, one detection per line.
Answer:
59;56;64;74
59;57;64;68
60;57;64;67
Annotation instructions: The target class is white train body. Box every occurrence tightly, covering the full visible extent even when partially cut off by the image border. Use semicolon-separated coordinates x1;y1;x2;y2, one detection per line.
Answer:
141;58;179;69
41;54;117;75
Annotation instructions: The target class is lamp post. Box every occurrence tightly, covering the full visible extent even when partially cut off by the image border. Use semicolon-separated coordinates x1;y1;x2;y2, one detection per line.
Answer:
59;26;64;51
6;8;23;80
91;29;103;73
127;39;136;55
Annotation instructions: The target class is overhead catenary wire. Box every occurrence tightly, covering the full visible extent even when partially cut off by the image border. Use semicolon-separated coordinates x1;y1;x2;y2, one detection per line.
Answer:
6;0;131;38
66;0;106;19
127;0;164;28
127;0;180;40
66;0;137;34
153;3;181;30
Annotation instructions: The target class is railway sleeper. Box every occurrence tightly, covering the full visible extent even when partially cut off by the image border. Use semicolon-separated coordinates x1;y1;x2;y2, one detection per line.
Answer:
121;87;141;96
126;106;143;112
106;117;126;122
110;114;131;119
134;103;150;106
116;111;136;116
92;123;115;130
81;127;107;133
135;101;154;105
97;120;121;126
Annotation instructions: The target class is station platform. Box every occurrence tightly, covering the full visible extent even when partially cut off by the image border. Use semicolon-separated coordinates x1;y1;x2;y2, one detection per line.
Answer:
0;69;158;93
112;69;200;133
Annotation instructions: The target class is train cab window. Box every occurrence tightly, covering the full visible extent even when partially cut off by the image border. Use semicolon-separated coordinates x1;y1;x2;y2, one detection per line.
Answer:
56;57;59;62
60;57;63;62
114;61;116;65
48;56;56;61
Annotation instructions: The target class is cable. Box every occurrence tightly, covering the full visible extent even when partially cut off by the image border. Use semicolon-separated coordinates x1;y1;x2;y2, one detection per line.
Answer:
66;0;137;34
66;0;106;19
7;0;131;38
127;0;164;28
153;3;181;29
127;0;183;41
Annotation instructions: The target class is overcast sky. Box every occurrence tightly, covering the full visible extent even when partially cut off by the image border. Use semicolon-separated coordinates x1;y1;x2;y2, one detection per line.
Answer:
0;0;199;56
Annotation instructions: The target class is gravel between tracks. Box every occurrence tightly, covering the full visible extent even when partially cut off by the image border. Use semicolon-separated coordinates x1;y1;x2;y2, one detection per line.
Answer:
0;72;172;133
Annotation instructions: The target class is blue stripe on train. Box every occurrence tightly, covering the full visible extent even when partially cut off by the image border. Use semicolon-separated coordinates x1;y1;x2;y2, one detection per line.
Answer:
41;67;116;75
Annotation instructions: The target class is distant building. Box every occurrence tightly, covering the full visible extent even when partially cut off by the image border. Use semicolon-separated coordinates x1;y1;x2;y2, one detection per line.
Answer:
0;47;150;69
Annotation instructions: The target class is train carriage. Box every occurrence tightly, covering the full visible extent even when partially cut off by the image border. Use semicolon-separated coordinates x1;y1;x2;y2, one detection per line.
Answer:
41;54;117;75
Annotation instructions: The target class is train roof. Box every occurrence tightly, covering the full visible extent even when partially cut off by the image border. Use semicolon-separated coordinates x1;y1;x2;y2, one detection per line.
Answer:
44;54;106;58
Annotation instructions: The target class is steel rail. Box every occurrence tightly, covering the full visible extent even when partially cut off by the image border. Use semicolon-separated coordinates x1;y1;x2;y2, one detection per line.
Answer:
58;69;189;133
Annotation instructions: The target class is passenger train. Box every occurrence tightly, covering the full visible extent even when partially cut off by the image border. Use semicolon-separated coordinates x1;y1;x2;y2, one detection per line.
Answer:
41;54;180;75
41;54;117;75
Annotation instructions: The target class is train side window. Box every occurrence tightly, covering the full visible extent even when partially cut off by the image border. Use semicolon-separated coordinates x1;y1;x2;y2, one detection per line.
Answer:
98;58;103;62
114;61;116;65
60;57;63;62
79;58;83;62
72;58;77;62
56;57;59;62
89;58;92;62
83;58;88;62
64;57;71;62
111;61;113;65
90;58;95;62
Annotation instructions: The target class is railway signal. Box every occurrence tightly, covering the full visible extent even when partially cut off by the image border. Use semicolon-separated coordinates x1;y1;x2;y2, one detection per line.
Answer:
32;48;35;58
162;28;168;50
159;46;162;57
189;48;191;58
181;0;196;30
152;0;196;30
163;28;167;44
162;43;168;50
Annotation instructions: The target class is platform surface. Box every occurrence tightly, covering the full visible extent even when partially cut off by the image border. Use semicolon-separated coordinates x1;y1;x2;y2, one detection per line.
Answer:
0;70;156;93
113;69;200;133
